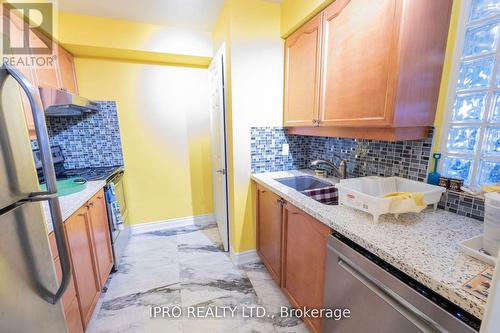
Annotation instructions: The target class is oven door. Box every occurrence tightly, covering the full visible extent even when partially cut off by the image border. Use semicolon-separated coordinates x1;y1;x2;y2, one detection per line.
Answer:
105;170;130;270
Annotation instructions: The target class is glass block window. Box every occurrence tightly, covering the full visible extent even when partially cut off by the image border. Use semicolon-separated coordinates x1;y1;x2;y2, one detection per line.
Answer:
442;0;500;186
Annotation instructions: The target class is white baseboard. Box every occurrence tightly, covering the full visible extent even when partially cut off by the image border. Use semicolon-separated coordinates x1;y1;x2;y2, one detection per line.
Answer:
130;213;216;235
230;249;261;266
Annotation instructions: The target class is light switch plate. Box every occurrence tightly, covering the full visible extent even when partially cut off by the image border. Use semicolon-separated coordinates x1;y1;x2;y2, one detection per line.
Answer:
282;143;289;156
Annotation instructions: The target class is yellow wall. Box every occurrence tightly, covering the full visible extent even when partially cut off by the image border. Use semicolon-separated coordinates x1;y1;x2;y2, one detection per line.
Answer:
433;0;463;154
74;58;214;225
213;0;283;253
280;0;333;37
58;12;212;67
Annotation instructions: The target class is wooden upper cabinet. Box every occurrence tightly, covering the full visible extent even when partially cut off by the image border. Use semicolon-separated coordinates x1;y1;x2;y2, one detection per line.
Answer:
57;45;79;94
284;13;322;127
31;31;61;89
282;203;330;333
88;190;114;288
256;185;283;283
3;9;37;138
284;0;453;140
319;0;398;127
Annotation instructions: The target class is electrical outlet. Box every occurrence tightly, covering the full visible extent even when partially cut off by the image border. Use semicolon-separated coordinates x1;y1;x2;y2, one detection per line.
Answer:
282;143;289;156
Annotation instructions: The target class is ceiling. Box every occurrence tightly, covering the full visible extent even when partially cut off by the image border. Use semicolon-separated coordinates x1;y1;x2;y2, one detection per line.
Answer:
58;0;226;31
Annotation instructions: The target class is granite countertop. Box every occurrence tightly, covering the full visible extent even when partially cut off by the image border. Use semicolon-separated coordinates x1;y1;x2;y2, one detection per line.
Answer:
43;180;106;234
251;169;489;319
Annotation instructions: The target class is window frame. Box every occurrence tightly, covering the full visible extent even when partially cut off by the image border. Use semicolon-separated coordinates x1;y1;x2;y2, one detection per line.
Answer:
439;0;500;187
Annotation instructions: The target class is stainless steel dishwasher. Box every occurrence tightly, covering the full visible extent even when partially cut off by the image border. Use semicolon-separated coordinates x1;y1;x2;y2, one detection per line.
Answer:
323;232;480;333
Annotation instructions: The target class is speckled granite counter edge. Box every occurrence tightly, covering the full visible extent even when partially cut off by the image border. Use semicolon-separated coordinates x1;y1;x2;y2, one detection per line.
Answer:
251;170;488;320
43;180;106;234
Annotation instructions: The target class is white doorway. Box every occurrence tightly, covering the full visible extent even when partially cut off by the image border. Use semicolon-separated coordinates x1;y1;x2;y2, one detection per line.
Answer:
208;45;229;251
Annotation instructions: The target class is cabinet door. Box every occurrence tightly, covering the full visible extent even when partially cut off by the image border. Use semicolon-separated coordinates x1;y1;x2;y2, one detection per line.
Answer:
65;207;100;328
65;297;85;333
256;185;283;283
54;256;77;311
284;13;323;127
3;9;37;138
319;0;399;127
31;31;61;89
88;190;114;288
282;203;330;333
57;45;78;94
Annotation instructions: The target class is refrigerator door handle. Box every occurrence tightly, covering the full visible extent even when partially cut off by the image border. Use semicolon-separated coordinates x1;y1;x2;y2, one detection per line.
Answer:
3;64;72;305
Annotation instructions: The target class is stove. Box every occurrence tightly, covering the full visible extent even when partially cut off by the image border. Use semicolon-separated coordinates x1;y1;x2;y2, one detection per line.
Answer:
57;166;121;181
34;146;122;183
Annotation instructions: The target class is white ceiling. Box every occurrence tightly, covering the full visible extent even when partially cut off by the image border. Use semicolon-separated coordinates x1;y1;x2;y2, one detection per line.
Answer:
59;0;226;31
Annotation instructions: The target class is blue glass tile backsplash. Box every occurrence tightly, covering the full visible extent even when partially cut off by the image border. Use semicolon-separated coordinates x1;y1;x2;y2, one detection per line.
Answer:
250;127;485;221
250;127;308;173
32;101;124;169
251;127;432;181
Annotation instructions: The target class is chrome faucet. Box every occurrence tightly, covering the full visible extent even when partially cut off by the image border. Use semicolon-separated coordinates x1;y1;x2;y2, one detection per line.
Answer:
310;159;347;179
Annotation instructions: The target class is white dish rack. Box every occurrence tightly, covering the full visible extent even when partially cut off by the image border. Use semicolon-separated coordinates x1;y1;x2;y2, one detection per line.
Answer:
335;176;446;222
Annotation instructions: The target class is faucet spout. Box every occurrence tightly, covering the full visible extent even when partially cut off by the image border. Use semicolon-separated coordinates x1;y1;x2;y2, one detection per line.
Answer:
310;159;347;179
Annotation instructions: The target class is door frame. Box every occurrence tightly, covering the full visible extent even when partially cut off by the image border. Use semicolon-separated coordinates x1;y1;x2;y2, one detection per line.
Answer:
209;44;230;251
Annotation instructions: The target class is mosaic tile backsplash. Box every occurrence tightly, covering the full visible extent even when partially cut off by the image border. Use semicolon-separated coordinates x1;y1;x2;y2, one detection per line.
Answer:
32;101;124;169
250;127;485;221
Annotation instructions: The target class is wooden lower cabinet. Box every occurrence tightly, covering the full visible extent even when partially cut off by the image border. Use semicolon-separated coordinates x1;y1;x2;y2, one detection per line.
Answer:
256;185;283;283
88;190;114;288
65;206;101;328
62;190;113;329
282;203;330;333
65;297;85;333
49;234;84;333
54;256;77;310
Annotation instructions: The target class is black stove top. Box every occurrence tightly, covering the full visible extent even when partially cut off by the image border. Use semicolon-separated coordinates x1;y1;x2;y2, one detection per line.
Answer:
57;166;121;181
34;146;122;183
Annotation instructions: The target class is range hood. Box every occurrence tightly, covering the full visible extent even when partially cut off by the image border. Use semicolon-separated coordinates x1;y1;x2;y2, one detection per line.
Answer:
39;87;99;116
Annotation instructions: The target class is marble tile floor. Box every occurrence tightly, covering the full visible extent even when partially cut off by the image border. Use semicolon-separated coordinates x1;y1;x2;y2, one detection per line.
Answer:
86;222;309;333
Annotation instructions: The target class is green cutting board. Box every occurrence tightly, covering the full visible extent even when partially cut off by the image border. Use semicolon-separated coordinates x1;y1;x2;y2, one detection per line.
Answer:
40;178;87;197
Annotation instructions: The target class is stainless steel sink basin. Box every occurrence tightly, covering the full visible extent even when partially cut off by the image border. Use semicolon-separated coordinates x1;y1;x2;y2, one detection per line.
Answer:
274;176;332;191
274;175;339;205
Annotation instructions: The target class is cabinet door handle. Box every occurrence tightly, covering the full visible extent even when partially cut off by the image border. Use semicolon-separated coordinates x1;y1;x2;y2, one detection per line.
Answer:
97;196;103;200
88;202;94;208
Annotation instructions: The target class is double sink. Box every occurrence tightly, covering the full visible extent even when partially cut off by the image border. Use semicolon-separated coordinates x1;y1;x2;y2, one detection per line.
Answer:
275;175;339;205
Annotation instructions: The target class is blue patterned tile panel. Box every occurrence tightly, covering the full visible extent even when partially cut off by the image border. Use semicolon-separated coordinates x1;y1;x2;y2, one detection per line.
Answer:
32;101;124;169
250;127;484;221
251;127;433;181
250;127;309;173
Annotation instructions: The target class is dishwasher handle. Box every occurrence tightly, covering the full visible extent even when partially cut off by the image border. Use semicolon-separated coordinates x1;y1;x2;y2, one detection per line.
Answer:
335;254;447;333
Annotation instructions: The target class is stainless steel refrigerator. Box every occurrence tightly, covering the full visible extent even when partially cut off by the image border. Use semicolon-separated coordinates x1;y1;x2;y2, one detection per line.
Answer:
0;65;72;332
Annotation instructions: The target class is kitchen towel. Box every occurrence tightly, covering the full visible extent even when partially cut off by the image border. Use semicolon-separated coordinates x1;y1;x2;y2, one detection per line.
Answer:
302;186;338;205
383;192;426;214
